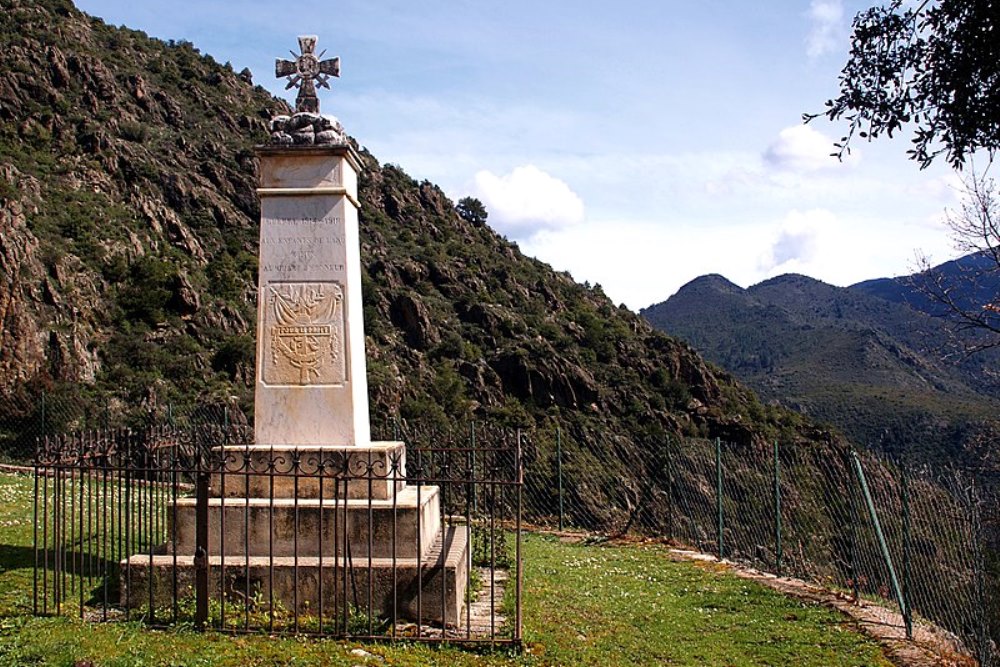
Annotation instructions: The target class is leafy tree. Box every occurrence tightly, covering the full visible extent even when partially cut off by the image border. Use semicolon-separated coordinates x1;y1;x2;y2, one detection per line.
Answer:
810;0;1000;358
806;0;1000;169
456;196;488;226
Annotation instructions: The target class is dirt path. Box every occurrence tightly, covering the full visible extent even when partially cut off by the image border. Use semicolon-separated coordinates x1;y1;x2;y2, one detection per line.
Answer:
667;547;977;667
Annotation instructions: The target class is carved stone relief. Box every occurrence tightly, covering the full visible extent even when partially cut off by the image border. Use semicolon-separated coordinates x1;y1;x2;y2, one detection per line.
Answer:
262;281;346;386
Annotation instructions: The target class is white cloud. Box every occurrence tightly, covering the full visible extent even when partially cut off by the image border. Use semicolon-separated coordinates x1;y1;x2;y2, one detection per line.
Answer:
763;124;854;172
757;209;831;272
807;0;846;58
471;165;585;239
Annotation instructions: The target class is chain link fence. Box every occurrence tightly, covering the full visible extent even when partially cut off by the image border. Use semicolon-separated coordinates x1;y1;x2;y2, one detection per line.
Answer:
0;392;247;462
520;430;998;666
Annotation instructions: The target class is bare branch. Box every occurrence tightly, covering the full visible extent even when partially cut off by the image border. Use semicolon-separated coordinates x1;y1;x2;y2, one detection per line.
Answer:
908;170;1000;357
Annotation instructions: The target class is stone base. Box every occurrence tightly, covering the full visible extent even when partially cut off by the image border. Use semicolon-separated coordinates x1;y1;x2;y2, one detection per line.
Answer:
170;485;441;559
212;442;406;500
122;525;469;626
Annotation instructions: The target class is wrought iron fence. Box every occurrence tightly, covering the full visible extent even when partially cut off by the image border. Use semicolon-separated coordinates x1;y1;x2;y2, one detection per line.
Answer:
32;423;523;645
0;391;245;462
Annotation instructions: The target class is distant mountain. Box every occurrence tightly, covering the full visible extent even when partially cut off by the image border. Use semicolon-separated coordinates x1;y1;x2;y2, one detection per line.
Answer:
852;252;1000;319
641;269;1000;458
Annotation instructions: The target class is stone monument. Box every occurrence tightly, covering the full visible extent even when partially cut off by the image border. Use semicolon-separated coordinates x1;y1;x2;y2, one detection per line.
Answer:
124;36;468;629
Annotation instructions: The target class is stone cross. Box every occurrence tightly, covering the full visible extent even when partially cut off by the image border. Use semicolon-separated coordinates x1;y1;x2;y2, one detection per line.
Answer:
275;35;340;113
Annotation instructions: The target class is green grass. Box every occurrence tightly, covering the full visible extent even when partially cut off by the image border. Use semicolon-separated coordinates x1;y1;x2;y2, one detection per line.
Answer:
0;473;892;666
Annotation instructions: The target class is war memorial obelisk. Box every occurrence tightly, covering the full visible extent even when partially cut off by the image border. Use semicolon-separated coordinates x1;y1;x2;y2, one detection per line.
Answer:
125;36;468;628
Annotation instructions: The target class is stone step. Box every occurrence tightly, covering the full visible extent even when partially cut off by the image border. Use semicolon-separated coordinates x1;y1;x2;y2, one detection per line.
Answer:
122;525;469;626
170;484;441;559
210;441;406;500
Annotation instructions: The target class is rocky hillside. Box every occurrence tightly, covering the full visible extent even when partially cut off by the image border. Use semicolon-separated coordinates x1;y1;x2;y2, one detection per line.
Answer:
0;0;850;502
0;0;278;417
642;272;1000;461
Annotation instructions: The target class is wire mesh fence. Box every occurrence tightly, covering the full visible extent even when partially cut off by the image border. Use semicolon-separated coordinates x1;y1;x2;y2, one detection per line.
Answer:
523;430;997;666
366;417;998;664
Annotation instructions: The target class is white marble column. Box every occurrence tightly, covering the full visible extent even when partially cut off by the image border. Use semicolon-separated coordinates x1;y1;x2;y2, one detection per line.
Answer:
253;145;370;447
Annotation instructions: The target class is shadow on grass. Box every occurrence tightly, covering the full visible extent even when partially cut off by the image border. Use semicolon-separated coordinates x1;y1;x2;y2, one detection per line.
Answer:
1;543;122;610
0;543;35;570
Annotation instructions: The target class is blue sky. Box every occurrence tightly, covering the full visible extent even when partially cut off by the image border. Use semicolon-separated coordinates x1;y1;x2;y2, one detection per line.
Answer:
76;0;964;309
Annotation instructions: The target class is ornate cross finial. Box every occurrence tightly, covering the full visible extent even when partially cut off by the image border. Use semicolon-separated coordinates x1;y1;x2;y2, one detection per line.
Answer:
275;35;340;114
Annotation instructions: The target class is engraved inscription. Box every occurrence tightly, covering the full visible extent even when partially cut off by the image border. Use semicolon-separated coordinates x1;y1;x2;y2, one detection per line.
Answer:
260;216;346;276
266;216;341;226
260;263;345;273
262;282;347;386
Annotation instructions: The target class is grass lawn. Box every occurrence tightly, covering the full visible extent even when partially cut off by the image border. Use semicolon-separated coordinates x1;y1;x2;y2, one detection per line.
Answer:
0;472;892;666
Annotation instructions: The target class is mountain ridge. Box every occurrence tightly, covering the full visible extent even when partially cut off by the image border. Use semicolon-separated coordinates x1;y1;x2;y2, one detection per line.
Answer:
641;264;1000;458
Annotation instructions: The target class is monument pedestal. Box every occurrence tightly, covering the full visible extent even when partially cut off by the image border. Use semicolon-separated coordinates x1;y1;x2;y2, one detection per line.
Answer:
123;142;469;628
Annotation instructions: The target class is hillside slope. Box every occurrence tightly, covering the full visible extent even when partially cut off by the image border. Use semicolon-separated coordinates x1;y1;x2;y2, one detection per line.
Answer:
0;0;868;533
641;272;1000;457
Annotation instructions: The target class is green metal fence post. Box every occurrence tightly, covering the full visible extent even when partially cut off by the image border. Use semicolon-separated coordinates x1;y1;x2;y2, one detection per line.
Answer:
850;451;907;626
900;460;912;640
773;440;782;577
557;427;564;531
846;447;860;601
968;481;991;667
715;437;723;560
666;436;674;543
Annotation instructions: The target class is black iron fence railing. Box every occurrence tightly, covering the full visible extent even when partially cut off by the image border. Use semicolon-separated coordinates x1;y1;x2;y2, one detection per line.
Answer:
32;424;523;645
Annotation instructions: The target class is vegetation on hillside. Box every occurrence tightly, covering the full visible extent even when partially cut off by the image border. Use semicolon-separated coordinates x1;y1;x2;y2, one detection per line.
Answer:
0;0;845;475
641;272;1000;462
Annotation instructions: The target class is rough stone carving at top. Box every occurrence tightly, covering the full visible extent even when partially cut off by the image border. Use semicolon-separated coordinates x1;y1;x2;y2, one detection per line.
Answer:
271;36;347;147
276;35;339;114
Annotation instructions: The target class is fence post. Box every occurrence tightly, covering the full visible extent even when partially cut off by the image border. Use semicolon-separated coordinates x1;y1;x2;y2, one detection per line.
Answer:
900;460;912;640
969;480;991;667
557;426;564;531
850;451;907;627
715;437;723;560
845;447;860;601
515;428;524;642
194;467;209;630
470;420;478;514
773;440;782;577
666;436;674;543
